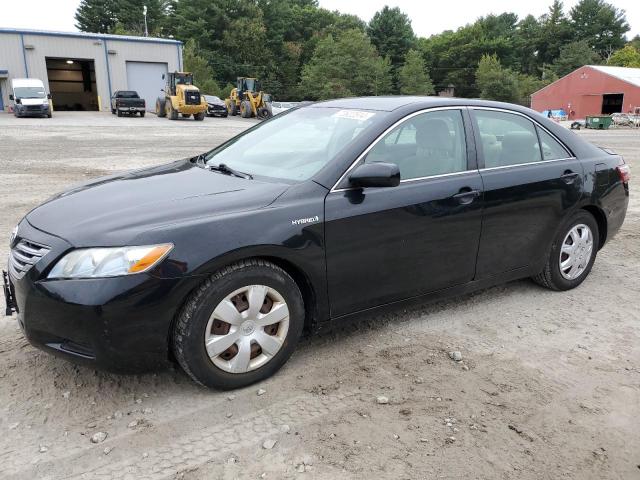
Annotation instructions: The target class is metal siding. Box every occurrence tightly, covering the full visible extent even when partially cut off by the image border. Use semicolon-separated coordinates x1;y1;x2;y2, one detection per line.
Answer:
0;31;180;112
0;33;26;110
531;66;640;118
107;40;179;97
126;61;168;111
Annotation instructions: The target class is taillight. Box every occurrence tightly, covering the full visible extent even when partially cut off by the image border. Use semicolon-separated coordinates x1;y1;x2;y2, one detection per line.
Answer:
617;164;630;183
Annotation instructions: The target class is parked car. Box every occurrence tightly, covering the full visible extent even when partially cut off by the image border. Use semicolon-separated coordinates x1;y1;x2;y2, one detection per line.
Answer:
3;97;629;390
271;101;299;116
9;78;51;118
111;91;146;117
204;95;228;117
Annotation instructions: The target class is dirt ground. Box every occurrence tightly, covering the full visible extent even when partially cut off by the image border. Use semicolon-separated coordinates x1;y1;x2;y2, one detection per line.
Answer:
0;112;638;480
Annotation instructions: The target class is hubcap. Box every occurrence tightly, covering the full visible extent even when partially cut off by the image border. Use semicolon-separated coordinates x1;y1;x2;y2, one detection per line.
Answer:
559;224;593;280
204;285;290;374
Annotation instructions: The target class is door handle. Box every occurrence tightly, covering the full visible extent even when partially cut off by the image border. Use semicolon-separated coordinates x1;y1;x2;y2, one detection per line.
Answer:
561;171;579;184
452;189;481;205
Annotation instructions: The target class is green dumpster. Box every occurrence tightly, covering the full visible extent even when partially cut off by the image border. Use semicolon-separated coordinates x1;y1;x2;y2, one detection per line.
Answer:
585;116;613;129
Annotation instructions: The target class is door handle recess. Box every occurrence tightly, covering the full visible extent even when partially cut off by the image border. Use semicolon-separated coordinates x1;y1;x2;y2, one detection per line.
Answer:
561;171;579;184
452;189;481;204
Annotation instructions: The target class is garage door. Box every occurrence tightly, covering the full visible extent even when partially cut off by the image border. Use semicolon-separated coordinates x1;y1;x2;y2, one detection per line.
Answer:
126;62;168;112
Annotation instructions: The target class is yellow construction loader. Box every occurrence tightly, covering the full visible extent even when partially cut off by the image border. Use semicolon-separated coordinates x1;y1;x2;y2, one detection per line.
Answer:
225;77;272;119
156;72;207;120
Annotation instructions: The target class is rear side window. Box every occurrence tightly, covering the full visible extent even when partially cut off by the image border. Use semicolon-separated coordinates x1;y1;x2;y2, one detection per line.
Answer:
537;127;571;160
366;109;468;180
474;110;541;168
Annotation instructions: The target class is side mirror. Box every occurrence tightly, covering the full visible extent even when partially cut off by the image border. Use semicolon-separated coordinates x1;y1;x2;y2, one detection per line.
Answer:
9;94;13;100
162;74;165;80
47;93;51;99
160;88;165;92
349;162;400;188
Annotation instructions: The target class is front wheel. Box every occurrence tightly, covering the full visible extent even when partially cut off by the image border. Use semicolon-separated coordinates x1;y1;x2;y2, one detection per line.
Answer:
532;210;599;291
173;260;304;389
194;111;205;121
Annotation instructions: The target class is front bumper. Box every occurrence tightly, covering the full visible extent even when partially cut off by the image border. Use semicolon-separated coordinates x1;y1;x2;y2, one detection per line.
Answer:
117;106;145;113
207;106;227;116
14;104;50;117
7;220;201;372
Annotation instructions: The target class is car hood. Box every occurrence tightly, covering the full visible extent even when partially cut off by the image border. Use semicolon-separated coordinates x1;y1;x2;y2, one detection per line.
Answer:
18;98;48;106
26;160;289;246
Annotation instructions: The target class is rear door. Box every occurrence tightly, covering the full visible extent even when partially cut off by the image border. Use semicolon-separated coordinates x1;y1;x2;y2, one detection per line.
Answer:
324;108;484;317
471;108;583;278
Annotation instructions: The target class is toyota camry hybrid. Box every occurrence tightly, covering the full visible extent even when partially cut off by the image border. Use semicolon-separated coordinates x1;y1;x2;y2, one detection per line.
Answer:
3;97;630;389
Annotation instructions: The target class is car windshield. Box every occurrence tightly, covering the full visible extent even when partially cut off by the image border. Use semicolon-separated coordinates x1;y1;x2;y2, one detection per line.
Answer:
117;91;138;98
204;107;385;182
205;95;221;102
14;86;46;99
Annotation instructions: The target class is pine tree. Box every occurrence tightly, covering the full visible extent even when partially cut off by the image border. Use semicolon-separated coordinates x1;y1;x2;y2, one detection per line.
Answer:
398;50;435;95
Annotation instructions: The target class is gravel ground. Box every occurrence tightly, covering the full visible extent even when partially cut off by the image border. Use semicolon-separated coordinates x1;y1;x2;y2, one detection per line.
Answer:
0;112;638;480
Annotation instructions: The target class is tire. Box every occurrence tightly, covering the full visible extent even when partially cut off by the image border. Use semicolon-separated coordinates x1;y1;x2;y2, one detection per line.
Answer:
140;111;145;118
257;107;272;120
229;102;238;116
111;108;116;115
240;100;252;118
117;109;122;117
47;112;52;118
156;98;166;117
173;259;304;390
532;210;599;291
194;111;205;121
168;102;178;120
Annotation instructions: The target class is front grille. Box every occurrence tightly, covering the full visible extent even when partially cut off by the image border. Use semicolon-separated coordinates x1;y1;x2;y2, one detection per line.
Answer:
185;91;201;105
9;239;50;279
26;105;43;112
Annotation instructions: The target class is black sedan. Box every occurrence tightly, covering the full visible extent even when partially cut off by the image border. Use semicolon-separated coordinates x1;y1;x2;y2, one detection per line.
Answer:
204;95;228;117
4;97;629;389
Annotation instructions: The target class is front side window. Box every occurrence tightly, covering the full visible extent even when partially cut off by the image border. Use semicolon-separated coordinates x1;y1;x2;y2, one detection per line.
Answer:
365;109;468;180
475;110;542;168
205;107;385;181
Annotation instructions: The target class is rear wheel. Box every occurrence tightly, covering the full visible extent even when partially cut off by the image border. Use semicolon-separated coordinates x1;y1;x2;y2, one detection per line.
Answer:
194;111;205;121
229;102;238;116
173;260;304;390
532;210;599;291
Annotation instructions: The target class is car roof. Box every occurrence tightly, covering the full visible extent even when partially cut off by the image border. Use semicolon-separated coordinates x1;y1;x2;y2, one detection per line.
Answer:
11;78;45;87
309;96;534;113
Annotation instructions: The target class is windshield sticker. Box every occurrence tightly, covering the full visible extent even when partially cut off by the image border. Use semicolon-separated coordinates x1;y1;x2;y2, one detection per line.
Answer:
332;110;375;121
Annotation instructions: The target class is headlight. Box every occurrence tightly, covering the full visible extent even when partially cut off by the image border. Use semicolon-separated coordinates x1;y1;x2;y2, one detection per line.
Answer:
47;244;173;279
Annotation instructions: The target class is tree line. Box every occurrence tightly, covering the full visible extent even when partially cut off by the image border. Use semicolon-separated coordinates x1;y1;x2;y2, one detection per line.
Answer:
75;0;639;104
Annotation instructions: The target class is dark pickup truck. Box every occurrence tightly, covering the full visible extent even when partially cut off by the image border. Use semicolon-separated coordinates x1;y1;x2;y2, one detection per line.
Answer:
111;91;146;117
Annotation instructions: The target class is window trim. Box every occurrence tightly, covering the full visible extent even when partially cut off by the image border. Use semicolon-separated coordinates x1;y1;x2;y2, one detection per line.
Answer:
331;106;471;193
469;107;575;172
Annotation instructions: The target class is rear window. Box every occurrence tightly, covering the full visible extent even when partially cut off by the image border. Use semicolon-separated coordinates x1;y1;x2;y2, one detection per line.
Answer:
117;91;139;98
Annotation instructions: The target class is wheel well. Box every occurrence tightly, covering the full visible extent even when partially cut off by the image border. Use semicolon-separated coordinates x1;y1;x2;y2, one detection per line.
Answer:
256;256;317;332
582;206;607;249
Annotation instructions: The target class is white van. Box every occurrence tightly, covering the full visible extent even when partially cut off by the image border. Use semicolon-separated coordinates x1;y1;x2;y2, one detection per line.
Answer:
10;78;52;118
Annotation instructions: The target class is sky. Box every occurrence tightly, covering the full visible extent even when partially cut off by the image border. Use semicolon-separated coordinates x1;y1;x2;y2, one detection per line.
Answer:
1;0;638;38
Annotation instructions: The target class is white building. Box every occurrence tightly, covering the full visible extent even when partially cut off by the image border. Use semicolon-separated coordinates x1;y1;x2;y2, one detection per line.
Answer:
0;28;183;112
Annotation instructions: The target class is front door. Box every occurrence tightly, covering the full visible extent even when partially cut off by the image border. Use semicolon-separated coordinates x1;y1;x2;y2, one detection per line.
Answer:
471;108;584;278
325;108;484;317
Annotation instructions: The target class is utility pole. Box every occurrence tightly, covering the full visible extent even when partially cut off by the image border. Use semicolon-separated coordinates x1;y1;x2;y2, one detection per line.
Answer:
143;5;148;37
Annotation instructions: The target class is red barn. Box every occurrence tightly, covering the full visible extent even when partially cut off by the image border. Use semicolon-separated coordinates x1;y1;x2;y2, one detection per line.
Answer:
531;65;640;119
